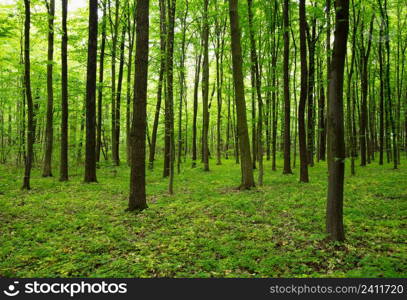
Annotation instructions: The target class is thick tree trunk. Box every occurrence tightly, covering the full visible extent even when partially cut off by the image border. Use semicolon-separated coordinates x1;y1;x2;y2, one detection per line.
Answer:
228;0;255;189
326;0;349;242
84;0;98;183
128;0;150;211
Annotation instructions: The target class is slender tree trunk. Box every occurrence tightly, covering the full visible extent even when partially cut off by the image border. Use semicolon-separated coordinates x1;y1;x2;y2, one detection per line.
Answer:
346;4;358;175
177;4;188;174
225;78;231;159
128;0;150;211
228;0;255;189
60;0;68;181
326;0;349;242
167;0;176;193
22;0;34;190
192;45;202;168
84;0;98;183
111;0;120;166
126;4;136;165
42;0;55;177
306;20;316;167
247;0;264;185
283;0;292;175
149;0;166;170
96;1;107;164
299;0;309;183
202;0;210;172
113;25;126;167
359;16;374;167
379;0;397;169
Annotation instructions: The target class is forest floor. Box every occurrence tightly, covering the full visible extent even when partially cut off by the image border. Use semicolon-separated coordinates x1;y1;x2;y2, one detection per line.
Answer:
0;156;406;278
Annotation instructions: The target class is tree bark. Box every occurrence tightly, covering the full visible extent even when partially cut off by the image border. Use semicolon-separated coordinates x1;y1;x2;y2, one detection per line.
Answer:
42;0;55;177
283;0;292;175
326;0;349;242
166;0;176;193
22;0;34;190
96;1;107;164
84;0;98;183
228;0;255;189
128;0;149;211
60;0;69;181
247;0;264;185
298;0;309;183
202;0;210;172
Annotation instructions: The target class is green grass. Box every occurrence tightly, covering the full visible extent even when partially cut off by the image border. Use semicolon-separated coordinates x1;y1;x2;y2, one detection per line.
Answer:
0;156;406;278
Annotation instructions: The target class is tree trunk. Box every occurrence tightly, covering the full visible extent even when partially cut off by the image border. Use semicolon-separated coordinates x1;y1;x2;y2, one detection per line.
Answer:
149;0;166;170
326;0;349;242
96;1;107;164
228;0;255;189
22;0;34;190
166;0;176;193
60;0;68;181
84;0;98;183
42;0;55;177
126;4;136;165
192;45;202;168
113;25;126;167
128;0;149;211
111;0;121;166
247;0;264;185
202;0;210;172
283;0;292;175
298;0;309;183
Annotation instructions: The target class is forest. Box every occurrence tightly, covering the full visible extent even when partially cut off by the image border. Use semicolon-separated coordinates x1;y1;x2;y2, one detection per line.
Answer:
0;0;406;278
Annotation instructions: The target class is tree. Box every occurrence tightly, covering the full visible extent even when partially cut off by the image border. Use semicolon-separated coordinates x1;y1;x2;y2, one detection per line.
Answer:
326;0;349;242
358;14;374;167
298;0;309;183
166;0;176;193
128;0;150;211
149;0;167;170
247;0;264;185
228;0;255;190
42;0;55;177
60;0;68;181
110;0;121;166
96;0;107;164
191;33;202;168
202;0;210;172
84;0;98;183
282;0;292;175
22;0;34;190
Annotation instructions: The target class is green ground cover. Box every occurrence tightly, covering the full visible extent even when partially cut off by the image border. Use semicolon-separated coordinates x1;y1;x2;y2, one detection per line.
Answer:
0;158;406;277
